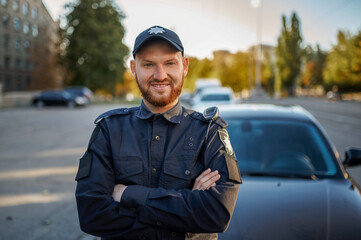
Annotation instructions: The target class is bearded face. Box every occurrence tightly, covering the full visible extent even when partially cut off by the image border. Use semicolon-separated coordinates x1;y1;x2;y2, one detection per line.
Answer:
130;40;189;112
135;73;184;107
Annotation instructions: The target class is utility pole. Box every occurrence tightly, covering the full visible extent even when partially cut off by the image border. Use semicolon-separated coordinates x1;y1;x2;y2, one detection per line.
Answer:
251;0;266;99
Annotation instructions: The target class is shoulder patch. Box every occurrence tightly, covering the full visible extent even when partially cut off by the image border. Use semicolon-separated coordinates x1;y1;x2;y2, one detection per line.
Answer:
218;128;234;156
94;108;131;124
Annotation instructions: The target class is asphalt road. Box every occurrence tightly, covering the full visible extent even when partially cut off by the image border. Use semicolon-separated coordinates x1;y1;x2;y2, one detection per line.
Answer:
0;97;360;240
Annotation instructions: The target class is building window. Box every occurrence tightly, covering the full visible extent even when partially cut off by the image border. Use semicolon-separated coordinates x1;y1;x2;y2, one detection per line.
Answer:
31;7;38;19
2;13;9;27
1;0;8;7
4;56;10;69
15;58;21;69
17;76;22;90
24;39;30;49
13;17;20;31
4;34;9;48
6;76;11;91
14;38;21;49
13;0;19;11
23;21;29;34
25;60;30;70
32;24;38;37
26;76;31;87
22;2;29;15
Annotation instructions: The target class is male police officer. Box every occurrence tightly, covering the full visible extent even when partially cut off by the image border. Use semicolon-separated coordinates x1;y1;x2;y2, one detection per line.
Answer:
75;26;241;240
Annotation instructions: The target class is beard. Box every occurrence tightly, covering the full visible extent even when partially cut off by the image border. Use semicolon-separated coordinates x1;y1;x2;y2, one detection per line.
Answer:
135;75;184;107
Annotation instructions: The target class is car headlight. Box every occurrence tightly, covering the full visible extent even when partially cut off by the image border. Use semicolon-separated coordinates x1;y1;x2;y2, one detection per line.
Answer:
75;97;85;104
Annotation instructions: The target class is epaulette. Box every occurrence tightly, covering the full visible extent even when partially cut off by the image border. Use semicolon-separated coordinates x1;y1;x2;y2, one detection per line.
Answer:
190;111;207;122
190;111;227;127
94;107;132;124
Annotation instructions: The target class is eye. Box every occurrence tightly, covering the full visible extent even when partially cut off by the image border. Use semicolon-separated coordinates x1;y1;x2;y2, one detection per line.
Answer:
143;63;153;67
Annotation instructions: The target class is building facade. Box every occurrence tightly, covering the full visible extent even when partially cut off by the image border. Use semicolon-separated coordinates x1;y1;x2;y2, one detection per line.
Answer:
0;0;60;92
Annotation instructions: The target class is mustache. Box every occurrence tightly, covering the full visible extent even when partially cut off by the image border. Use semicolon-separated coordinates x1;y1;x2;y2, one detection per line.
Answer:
149;79;172;85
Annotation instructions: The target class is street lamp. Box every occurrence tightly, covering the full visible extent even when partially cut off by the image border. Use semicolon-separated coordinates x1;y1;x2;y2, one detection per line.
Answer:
251;0;266;99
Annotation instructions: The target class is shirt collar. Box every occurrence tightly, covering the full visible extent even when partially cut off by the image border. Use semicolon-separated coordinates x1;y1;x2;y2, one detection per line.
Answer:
136;101;154;120
162;100;182;123
136;100;182;124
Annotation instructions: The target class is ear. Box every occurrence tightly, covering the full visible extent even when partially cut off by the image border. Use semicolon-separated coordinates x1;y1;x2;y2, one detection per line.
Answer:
182;57;189;77
130;60;136;77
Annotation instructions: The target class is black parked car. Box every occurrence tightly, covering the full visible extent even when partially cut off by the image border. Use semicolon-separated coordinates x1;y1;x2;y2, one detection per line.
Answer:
32;90;87;108
63;86;94;105
217;104;361;240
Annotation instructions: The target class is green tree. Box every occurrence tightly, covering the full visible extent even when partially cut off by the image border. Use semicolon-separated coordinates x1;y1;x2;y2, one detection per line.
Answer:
275;12;303;96
219;51;250;92
262;49;275;93
302;44;327;88
60;0;129;95
324;30;361;92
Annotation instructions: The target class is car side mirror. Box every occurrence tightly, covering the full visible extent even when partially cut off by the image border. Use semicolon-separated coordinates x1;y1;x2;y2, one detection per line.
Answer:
343;147;361;167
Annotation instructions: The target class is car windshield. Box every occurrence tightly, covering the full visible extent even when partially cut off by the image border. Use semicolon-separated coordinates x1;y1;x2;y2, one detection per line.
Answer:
66;89;82;94
201;94;230;102
226;119;338;178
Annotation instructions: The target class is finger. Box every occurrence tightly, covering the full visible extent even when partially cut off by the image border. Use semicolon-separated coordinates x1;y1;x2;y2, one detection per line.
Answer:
198;170;219;185
206;182;217;190
202;173;220;188
195;171;220;190
196;168;211;181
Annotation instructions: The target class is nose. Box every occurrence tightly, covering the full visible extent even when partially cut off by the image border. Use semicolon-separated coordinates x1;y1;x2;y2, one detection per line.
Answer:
153;65;167;81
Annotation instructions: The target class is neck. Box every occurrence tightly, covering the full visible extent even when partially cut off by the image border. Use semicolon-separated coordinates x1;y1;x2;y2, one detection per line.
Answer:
143;99;178;113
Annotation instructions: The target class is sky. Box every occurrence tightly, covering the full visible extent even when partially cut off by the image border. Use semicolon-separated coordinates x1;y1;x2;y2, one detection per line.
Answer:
43;0;361;59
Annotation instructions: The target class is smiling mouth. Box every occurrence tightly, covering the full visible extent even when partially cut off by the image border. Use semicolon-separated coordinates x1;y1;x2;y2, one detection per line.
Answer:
151;82;170;89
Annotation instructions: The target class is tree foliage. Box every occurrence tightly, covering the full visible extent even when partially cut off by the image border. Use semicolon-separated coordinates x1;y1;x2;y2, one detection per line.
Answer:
323;30;361;92
301;44;326;88
184;48;275;95
60;0;129;94
184;57;214;90
210;50;250;92
275;12;303;95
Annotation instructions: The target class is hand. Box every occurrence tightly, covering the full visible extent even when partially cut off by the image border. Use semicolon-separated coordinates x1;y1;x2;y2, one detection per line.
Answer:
112;184;127;202
192;168;220;191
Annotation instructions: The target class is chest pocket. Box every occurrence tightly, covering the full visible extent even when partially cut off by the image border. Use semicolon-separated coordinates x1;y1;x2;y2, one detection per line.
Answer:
163;156;203;190
113;156;144;185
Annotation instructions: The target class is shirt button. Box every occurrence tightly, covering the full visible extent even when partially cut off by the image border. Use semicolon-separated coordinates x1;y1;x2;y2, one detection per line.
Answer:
171;232;177;237
185;170;190;176
152;168;157;173
155;136;160;141
189;137;194;141
189;143;193;147
156;221;162;226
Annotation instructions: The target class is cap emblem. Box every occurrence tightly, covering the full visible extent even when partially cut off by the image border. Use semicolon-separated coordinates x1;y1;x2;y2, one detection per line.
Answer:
148;27;165;35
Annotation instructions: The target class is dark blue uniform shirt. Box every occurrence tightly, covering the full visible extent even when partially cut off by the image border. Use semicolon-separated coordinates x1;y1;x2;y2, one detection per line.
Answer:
75;101;241;240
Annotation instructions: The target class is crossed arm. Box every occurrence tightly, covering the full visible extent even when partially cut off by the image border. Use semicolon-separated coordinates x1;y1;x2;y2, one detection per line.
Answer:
112;168;220;202
76;122;240;238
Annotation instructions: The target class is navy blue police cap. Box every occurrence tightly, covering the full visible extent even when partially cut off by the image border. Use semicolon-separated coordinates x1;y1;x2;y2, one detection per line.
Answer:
132;26;184;58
